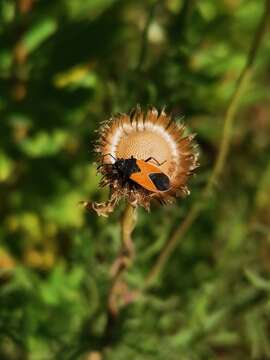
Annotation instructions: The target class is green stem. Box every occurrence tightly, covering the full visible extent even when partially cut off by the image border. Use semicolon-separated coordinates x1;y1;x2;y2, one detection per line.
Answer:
103;203;137;345
135;2;158;72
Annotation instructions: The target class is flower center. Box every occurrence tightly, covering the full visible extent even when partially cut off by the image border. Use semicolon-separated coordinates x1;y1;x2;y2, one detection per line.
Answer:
115;130;175;175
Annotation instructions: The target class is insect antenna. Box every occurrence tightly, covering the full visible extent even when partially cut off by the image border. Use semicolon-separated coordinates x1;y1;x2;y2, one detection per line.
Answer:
100;153;117;162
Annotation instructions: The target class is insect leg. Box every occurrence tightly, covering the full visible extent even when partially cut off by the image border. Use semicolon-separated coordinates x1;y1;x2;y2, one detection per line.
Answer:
100;153;117;162
145;157;167;166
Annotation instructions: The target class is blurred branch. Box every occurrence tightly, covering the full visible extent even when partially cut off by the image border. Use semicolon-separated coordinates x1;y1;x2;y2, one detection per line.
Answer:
177;0;196;42
135;2;158;72
144;0;270;288
11;0;34;101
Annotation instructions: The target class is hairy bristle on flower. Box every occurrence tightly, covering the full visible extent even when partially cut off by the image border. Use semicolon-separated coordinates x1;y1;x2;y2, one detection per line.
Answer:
93;106;199;212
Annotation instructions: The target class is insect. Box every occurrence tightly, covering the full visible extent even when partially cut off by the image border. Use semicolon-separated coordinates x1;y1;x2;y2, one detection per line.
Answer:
99;154;171;193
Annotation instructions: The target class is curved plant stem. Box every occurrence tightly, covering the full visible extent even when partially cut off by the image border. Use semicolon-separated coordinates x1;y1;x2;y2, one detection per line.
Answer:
103;203;137;345
177;0;197;43
135;2;158;72
144;0;270;288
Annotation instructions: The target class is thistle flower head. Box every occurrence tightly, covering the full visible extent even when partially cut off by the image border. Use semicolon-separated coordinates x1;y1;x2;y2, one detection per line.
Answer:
88;106;198;215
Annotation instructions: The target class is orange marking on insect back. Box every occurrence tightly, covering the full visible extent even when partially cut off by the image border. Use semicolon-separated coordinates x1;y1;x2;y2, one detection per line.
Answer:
130;159;166;193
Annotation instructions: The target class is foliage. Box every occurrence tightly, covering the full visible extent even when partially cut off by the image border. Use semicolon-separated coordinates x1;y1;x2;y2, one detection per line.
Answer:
1;0;270;359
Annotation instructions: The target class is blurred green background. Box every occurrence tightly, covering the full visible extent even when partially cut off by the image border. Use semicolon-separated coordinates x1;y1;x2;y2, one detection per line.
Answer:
1;0;270;359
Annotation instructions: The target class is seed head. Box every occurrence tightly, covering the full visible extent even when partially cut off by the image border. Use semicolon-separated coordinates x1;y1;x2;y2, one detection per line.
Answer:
86;106;199;216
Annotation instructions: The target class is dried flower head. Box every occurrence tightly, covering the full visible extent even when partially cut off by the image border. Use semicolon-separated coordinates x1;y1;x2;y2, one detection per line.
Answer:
83;106;199;216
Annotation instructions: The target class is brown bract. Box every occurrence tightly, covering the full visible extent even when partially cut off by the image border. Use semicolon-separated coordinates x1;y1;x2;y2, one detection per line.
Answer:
84;106;199;216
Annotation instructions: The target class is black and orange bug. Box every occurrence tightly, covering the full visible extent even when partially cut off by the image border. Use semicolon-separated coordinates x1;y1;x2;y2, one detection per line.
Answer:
99;154;171;193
